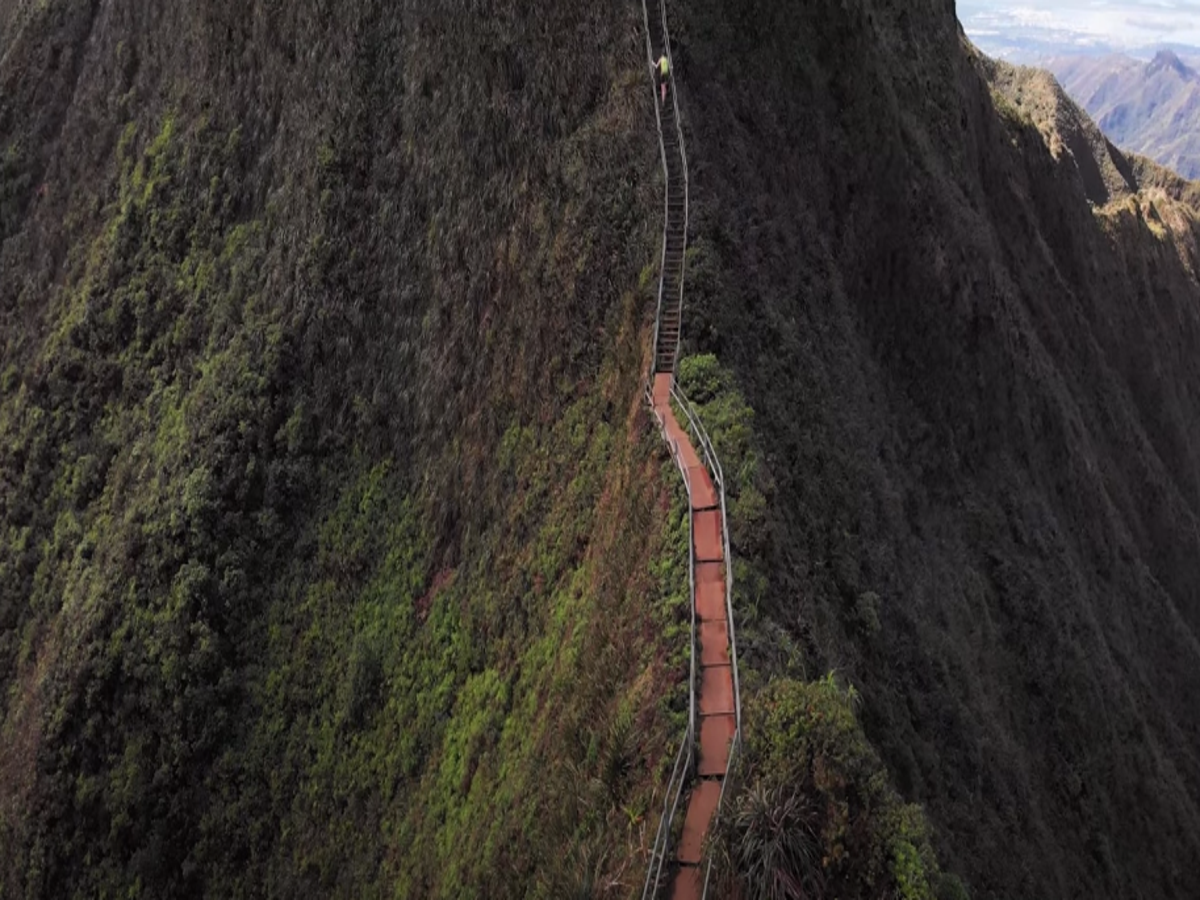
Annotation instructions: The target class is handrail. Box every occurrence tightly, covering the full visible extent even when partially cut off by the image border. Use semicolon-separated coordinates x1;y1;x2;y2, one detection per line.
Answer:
669;384;744;899
669;384;742;735
642;385;699;900
660;0;690;375
639;0;743;895
703;731;743;896
642;0;671;383
642;0;690;380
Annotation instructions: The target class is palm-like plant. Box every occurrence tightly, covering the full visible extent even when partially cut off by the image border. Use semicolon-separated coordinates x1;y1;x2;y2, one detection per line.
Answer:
708;781;825;900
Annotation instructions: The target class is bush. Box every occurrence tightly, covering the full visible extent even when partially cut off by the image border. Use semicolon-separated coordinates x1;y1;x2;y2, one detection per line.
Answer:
707;676;963;900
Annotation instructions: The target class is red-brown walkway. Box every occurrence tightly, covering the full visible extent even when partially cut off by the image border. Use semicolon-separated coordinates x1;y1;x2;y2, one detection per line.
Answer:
652;373;737;900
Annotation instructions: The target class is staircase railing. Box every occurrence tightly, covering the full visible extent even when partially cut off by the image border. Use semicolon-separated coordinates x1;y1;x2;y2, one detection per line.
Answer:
643;0;670;379
642;0;690;379
669;385;742;735
670;385;744;897
639;0;742;895
642;392;699;900
660;0;689;376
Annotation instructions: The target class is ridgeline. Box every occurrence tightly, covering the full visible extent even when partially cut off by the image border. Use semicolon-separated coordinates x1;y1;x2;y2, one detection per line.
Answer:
3;1;1200;898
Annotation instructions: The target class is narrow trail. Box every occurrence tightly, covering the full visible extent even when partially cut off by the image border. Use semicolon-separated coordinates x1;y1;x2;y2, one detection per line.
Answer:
649;377;737;900
640;2;742;899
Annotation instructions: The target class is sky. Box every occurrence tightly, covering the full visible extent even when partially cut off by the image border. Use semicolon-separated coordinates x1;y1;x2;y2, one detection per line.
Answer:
958;1;1200;57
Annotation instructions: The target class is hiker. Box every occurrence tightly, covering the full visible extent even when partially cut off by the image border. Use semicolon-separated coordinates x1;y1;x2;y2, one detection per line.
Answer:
653;53;670;105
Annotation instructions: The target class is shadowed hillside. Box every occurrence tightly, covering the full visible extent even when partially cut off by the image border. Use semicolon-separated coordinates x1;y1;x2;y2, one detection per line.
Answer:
669;2;1200;897
3;0;1200;898
981;57;1137;205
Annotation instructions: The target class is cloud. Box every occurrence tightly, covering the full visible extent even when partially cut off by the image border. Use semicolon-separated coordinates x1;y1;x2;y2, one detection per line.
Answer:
960;1;1200;52
1123;16;1199;33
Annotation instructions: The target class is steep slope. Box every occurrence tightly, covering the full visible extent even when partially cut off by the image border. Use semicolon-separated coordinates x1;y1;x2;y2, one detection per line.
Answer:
1049;50;1200;180
667;2;1200;898
0;1;688;897
1046;53;1142;110
980;57;1137;206
4;0;1200;898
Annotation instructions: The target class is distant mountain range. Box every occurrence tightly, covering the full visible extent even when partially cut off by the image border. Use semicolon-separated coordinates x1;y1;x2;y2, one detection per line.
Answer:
1044;50;1200;180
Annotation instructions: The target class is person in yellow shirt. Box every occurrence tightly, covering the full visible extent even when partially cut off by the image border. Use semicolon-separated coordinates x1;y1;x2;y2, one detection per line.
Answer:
653;53;670;105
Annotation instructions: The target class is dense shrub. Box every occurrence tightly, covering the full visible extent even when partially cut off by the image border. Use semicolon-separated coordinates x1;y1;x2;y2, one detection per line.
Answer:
708;676;954;900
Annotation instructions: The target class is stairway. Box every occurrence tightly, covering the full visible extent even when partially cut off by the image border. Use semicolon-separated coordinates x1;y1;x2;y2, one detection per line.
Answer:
650;376;737;900
642;3;741;899
648;11;687;376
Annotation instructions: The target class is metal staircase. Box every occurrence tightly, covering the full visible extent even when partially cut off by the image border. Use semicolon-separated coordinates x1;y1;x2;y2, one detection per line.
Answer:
640;1;743;898
646;0;689;376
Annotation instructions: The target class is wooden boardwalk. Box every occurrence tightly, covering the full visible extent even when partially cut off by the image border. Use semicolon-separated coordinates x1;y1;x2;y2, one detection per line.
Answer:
651;374;737;900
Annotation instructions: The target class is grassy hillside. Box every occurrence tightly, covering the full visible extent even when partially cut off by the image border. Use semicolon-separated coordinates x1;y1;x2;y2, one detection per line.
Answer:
4;0;1200;898
0;1;693;896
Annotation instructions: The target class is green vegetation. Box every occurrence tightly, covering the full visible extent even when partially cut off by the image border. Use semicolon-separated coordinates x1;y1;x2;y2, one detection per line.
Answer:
214;392;690;898
6;0;1200;897
0;0;689;892
0;140;31;240
988;88;1034;131
0;90;688;895
708;676;962;900
675;354;959;897
675;353;802;682
0;109;308;896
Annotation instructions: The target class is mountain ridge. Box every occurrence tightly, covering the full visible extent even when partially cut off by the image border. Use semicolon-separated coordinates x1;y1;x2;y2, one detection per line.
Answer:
1047;48;1200;179
2;0;1200;898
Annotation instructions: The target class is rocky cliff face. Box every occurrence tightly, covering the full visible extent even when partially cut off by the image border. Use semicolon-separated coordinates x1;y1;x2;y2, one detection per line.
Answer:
3;0;1200;898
